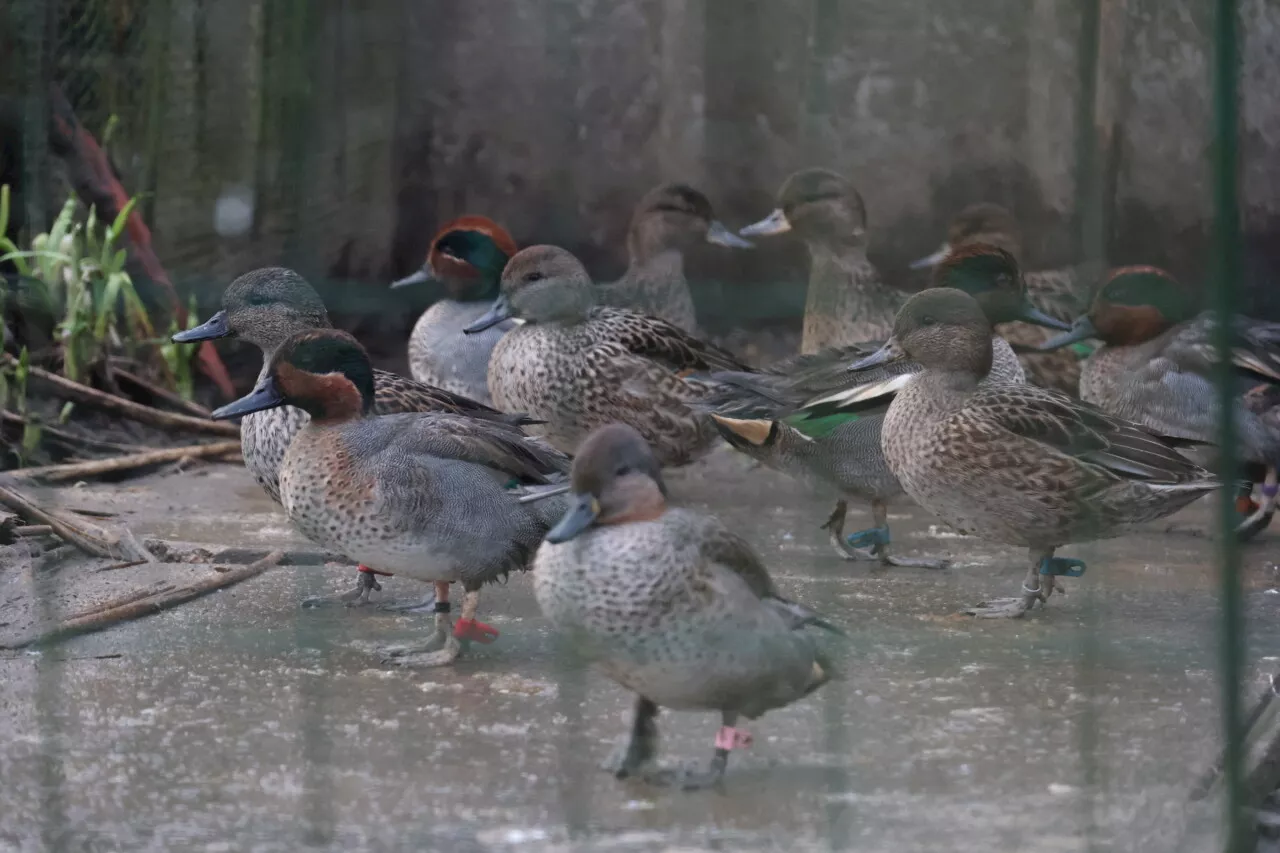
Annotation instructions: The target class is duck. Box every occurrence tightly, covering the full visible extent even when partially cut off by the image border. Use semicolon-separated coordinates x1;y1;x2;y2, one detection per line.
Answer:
210;328;570;666
595;183;752;334
391;215;519;405
463;243;751;466
533;423;841;789
1033;265;1280;536
739;168;903;354
910;202;1091;392
173;266;537;607
850;287;1217;618
703;243;1070;569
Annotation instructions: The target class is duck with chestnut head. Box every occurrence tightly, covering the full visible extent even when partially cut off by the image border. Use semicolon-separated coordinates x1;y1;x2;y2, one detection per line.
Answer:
462;243;751;466
210;329;570;666
596;183;752;334
740;168;903;354
392;215;519;405
849;288;1217;618
703;244;1070;569
533;423;841;790
1035;265;1280;537
173;266;535;608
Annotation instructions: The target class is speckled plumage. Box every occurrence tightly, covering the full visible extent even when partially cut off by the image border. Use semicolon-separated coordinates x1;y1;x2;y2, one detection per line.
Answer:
740;169;904;353
595;184;748;333
872;289;1216;616
533;424;834;785
483;246;750;467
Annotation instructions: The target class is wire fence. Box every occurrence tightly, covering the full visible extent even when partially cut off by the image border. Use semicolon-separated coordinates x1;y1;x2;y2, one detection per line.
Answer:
2;0;1278;851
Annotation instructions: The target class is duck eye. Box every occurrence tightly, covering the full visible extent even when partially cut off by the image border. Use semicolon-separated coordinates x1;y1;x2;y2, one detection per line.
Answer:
615;465;632;477
921;315;936;326
523;271;545;283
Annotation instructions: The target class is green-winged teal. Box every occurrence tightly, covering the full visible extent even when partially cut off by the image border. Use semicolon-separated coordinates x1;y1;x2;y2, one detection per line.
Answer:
463;244;751;466
391;215;518;405
211;329;570;666
1035;265;1280;537
595;183;752;333
173;266;534;606
911;202;1091;392
533;423;840;789
853;288;1217;618
740;168;904;354
704;244;1070;568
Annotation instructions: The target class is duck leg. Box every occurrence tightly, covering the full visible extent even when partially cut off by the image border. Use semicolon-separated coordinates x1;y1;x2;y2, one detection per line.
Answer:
453;587;500;644
822;500;950;569
966;548;1060;619
301;564;387;609
1236;469;1278;542
379;582;463;666
643;711;747;791
607;696;661;778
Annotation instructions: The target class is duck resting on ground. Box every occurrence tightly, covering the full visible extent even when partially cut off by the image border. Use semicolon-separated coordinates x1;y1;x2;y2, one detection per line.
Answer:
533;423;842;789
211;328;570;666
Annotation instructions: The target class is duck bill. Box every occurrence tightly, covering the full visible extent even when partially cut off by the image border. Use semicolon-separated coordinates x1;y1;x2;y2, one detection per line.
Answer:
171;309;231;343
847;338;906;372
705;220;754;249
1015;302;1073;331
545;492;601;544
737;208;791;238
390;264;436;289
909;243;951;270
462;295;513;335
1035;315;1099;351
211;376;286;420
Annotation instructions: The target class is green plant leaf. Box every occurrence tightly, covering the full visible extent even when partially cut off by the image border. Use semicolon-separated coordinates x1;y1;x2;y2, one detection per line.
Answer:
59;401;75;423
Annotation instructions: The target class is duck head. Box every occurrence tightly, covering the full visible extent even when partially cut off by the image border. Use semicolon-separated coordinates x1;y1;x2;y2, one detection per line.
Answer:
625;183;752;263
849;288;995;378
739;168;866;247
464;245;595;333
545;423;668;543
172;267;330;352
211;329;375;424
390;215;517;303
932;244;1070;330
1037;265;1191;351
911;203;1022;270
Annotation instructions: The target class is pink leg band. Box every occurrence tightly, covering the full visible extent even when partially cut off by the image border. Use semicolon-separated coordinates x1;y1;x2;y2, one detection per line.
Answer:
715;726;753;751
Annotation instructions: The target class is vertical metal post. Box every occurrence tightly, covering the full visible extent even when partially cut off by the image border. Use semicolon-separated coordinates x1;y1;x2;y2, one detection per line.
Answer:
1210;0;1245;849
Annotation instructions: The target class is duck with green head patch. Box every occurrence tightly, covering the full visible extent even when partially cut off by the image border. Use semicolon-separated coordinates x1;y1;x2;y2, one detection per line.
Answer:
463;244;751;467
173;266;538;609
1035;265;1280;537
211;329;570;666
391;215;519;405
534;423;841;790
740;168;902;354
702;244;1070;568
911;203;1091;392
595;183;752;334
855;287;1217;618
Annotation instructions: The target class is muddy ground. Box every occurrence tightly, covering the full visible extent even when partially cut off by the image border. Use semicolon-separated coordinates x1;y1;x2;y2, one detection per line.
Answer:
1;449;1279;852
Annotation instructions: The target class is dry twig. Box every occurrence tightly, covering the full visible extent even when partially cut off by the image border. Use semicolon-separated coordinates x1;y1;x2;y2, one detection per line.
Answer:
11;440;241;483
0;479;153;562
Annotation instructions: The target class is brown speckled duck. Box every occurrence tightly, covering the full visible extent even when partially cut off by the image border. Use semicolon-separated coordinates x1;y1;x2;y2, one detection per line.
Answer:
464;244;750;467
740;168;903;354
391;215;519;405
534;423;840;789
911;202;1090;392
174;267;535;606
212;329;570;667
595;183;752;333
855;288;1217;619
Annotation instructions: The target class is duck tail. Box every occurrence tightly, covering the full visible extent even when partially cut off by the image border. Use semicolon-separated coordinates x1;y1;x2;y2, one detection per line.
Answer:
709;414;779;451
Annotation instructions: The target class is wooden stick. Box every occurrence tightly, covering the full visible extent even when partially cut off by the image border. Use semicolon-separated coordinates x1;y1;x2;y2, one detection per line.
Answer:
8;550;284;648
14;525;53;537
11;440;241;483
0;409;150;454
3;355;239;437
0;480;154;562
112;367;214;418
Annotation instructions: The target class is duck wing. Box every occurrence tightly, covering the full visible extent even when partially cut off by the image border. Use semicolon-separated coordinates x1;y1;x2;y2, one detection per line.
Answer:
588;307;750;373
371;368;539;427
378;412;571;484
966;384;1215;485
